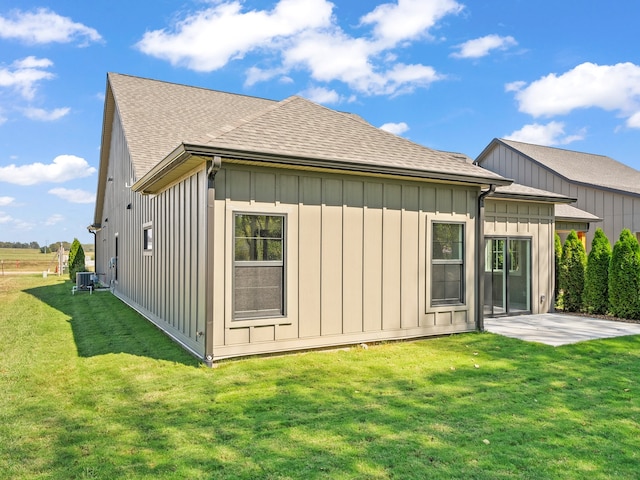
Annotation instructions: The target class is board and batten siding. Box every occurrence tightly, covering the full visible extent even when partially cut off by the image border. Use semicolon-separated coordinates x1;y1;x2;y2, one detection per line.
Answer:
95;112;208;356
484;199;555;314
209;164;479;360
480;144;640;248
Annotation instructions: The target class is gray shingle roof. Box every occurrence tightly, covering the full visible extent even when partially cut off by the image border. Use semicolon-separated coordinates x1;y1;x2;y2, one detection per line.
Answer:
499;138;640;195
555;204;601;222
493;183;574;202
108;73;276;179
108;73;508;184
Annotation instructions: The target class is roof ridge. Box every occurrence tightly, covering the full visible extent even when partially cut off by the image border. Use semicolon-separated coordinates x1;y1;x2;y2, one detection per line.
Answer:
500;137;611;160
108;72;277;104
192;96;300;144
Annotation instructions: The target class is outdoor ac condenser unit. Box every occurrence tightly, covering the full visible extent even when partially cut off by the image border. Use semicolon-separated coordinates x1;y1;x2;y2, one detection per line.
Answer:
76;272;93;290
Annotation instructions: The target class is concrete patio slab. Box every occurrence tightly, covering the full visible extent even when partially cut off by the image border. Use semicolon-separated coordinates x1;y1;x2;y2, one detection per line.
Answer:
484;313;640;346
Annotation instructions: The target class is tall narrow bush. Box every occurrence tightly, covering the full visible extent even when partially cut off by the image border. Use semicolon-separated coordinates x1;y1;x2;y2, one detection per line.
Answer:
609;229;640;319
583;228;611;314
560;230;586;312
68;238;86;282
554;232;562;306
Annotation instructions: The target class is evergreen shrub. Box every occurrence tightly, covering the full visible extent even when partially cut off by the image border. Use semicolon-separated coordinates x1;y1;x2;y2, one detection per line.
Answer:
68;238;87;282
609;229;640;319
583;228;611;314
560;230;586;312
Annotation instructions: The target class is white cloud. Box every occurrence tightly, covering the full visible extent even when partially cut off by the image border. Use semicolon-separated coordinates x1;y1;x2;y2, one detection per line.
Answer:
48;188;96;204
379;122;409;135
0;155;96;186
0;212;12;223
627;111;640;129
361;0;463;47
451;34;517;59
44;214;64;226
509;62;640;122
137;0;459;96
505;121;586;146
0;196;15;207
0;56;55;100
299;86;341;104
0;8;102;45
24;107;70;121
136;0;333;72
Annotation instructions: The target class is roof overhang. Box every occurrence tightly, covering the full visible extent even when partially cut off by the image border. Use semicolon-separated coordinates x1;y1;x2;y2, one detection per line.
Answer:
93;76;116;226
132;143;513;195
555;204;602;223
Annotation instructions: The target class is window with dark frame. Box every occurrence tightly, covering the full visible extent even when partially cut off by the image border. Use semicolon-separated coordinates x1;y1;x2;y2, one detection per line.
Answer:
432;222;464;306
233;214;284;319
143;225;153;252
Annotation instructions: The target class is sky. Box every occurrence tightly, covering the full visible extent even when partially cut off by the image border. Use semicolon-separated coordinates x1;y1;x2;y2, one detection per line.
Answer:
1;0;640;245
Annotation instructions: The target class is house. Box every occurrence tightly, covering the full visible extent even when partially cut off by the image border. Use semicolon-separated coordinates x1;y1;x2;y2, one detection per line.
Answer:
90;74;571;364
476;138;640;249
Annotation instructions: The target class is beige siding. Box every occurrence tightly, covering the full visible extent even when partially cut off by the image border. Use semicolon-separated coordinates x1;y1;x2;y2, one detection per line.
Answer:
485;199;555;313
95;113;208;356
481;144;640;248
211;163;477;360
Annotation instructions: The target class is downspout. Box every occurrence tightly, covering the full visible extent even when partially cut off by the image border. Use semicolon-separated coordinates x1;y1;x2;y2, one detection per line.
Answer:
476;184;496;332
204;156;222;367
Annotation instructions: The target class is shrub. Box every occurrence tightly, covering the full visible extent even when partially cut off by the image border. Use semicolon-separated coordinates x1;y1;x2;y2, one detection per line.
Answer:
68;238;86;282
554;232;562;306
608;229;640;319
560;230;586;312
583;228;611;314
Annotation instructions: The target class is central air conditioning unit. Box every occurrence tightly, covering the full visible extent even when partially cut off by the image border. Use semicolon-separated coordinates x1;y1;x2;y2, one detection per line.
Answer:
76;272;94;290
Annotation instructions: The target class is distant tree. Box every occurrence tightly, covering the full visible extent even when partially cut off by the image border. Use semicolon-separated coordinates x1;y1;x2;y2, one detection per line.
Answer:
560;230;586;312
68;238;87;282
609;229;640;319
47;241;71;253
583;228;611;314
29;241;40;249
554;232;562;306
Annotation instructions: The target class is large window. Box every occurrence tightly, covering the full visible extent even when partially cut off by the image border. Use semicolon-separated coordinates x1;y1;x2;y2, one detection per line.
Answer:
432;223;464;306
234;214;284;319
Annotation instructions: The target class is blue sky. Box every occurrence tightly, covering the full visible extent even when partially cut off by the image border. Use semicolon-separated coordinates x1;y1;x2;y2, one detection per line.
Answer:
1;0;640;245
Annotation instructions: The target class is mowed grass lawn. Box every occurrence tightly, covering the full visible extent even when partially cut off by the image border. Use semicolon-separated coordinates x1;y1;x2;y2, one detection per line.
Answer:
1;276;640;479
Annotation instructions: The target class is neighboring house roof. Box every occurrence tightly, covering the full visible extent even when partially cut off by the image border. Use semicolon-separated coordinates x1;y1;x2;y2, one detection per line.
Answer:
492;183;575;203
103;73;509;192
555;204;602;223
477;138;640;196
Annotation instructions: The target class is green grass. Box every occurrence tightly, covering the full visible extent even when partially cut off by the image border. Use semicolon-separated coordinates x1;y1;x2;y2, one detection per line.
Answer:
2;275;640;479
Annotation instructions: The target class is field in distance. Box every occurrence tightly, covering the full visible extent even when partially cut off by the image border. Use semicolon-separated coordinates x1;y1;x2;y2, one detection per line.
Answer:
0;247;93;273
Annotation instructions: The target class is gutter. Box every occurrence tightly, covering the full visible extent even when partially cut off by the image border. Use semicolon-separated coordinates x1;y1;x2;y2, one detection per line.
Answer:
204;156;222;367
133;143;512;195
476;184;496;332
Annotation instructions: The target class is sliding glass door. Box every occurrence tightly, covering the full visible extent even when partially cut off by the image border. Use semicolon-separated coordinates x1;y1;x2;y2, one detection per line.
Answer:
484;237;531;316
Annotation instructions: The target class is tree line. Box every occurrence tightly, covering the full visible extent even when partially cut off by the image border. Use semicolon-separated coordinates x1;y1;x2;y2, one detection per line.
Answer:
556;227;640;319
0;241;41;249
0;241;93;253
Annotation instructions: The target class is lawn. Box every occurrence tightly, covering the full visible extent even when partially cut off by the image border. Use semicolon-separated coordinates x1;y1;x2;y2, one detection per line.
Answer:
1;275;640;479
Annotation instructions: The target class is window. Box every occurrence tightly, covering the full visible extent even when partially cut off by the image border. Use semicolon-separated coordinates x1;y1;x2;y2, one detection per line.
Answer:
143;223;153;253
233;214;284;319
432;223;464;305
485;239;520;273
